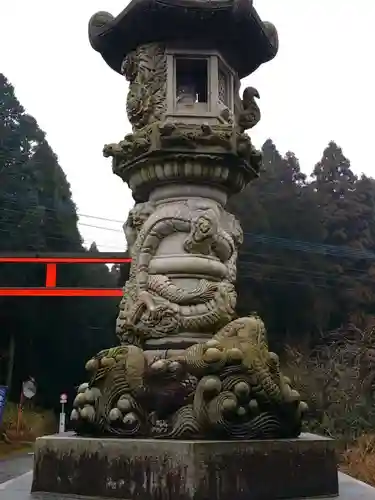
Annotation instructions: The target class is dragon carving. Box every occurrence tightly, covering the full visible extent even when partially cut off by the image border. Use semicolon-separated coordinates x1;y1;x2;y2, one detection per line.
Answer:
116;201;240;345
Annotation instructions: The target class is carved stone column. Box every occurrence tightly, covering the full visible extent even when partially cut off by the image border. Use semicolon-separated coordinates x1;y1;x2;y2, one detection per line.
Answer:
117;184;242;351
103;42;262;352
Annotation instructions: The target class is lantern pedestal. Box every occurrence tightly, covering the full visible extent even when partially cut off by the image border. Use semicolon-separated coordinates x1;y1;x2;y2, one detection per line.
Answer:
31;433;340;500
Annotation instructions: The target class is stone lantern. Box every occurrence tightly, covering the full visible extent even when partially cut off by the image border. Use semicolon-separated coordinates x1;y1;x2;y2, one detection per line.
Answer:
31;1;343;500
86;0;279;354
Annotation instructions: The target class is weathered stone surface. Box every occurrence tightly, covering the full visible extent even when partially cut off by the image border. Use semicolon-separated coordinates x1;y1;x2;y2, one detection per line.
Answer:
88;0;278;79
32;433;338;500
2;471;375;500
73;0;307;443
0;473;375;500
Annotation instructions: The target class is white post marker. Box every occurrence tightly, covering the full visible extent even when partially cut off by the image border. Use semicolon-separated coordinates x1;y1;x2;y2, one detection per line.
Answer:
59;393;67;434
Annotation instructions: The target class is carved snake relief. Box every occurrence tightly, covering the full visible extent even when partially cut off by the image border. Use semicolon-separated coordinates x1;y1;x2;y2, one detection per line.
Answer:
116;202;240;343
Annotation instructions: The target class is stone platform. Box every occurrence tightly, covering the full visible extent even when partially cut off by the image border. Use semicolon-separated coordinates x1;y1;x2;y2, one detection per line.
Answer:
32;433;339;500
3;470;375;500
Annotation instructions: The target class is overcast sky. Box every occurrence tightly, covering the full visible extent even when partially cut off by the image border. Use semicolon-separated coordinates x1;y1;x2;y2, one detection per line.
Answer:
1;1;374;251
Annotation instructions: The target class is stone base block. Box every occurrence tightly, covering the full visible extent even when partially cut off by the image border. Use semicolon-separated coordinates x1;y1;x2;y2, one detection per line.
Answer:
32;433;338;500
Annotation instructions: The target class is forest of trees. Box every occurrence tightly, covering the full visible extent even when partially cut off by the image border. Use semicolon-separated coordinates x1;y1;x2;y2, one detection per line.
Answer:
0;74;120;409
229;139;375;346
2;72;375;409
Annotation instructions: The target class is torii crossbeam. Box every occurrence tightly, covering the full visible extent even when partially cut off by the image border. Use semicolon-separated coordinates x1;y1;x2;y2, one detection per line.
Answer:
0;253;131;296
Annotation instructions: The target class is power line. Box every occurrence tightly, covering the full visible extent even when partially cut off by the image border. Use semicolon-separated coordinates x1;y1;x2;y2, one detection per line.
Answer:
0;237;372;290
79;223;121;233
2;204;375;261
0;194;125;224
2;196;375;261
79;213;123;224
238;261;375;287
0;247;373;295
0;223;123;250
241;233;375;260
0;204;125;247
0;220;370;281
239;274;356;291
237;259;369;281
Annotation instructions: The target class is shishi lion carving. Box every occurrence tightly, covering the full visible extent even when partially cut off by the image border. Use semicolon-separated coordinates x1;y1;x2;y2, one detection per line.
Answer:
71;315;307;439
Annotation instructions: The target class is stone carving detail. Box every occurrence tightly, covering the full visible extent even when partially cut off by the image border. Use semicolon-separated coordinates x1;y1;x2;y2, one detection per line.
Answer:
71;198;308;439
102;125;263;197
72;314;307;439
121;43;167;130
115;200;239;345
235;84;261;133
184;209;219;255
103;128;153;166
75;12;306;440
159;123;233;150
123;202;155;257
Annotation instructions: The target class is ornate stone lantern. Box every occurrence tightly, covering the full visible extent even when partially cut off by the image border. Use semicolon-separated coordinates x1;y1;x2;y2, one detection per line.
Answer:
88;0;279;353
32;2;341;500
77;0;306;440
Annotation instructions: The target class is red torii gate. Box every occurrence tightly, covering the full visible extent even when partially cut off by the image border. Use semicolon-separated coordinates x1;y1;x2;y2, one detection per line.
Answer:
0;253;131;296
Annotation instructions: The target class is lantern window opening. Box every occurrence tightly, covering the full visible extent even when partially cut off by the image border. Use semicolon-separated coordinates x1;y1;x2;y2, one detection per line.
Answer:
175;57;209;106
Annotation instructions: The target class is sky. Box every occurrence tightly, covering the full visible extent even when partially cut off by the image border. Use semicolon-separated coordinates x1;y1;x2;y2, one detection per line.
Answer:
1;0;374;251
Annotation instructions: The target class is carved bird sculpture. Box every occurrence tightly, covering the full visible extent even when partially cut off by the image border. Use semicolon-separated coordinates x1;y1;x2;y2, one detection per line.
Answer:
238;86;261;133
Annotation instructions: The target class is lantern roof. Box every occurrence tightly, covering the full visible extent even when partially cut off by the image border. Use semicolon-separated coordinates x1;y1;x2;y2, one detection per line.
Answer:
88;0;278;79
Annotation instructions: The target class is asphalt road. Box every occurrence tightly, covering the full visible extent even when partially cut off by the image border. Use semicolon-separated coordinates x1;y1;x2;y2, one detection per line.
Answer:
0;452;33;485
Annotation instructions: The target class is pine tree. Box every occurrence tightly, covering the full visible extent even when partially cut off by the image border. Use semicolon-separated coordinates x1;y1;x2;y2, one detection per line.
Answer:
312;141;357;244
311;142;374;326
28;140;82;252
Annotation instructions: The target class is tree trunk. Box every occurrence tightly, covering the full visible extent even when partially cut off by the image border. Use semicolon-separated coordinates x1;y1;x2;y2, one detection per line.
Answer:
5;333;15;391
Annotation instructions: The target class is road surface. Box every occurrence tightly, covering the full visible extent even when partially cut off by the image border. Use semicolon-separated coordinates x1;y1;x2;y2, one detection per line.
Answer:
0;451;34;500
0;452;33;484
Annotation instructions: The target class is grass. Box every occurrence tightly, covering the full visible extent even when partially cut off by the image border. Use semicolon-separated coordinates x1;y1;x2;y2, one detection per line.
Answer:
0;401;56;457
282;323;375;486
341;434;375;486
